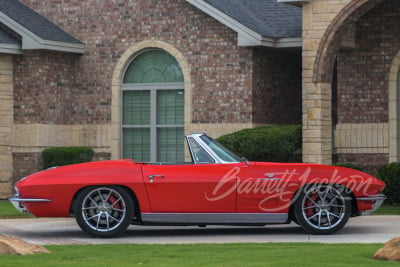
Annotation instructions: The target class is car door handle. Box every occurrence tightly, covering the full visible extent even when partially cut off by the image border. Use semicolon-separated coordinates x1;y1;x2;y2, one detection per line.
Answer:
148;175;165;179
148;175;164;183
258;178;281;181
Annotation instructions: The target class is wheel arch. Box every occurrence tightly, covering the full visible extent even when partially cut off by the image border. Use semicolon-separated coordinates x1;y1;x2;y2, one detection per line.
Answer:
69;185;141;219
288;183;358;222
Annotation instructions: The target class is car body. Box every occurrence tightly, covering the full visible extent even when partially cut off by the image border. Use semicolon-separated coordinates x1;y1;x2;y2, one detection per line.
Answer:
10;133;386;237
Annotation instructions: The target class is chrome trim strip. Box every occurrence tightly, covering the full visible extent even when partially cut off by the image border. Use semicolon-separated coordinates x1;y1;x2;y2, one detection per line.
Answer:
356;194;386;216
9;197;51;203
356;194;386;202
141;213;288;224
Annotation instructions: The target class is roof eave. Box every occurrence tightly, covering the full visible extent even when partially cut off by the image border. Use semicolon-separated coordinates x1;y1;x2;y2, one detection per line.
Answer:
0;43;22;54
239;35;302;48
277;0;310;7
0;11;85;54
22;38;86;54
275;37;302;48
186;0;302;48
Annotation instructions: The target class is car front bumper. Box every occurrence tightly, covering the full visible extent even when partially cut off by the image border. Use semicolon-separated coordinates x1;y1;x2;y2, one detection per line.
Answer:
356;194;386;215
9;195;51;213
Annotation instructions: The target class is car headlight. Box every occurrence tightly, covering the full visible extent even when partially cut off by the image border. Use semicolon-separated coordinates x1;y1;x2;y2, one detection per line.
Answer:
14;186;20;197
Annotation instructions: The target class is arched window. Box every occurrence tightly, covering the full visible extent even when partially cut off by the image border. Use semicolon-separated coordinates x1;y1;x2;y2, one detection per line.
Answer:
122;50;184;162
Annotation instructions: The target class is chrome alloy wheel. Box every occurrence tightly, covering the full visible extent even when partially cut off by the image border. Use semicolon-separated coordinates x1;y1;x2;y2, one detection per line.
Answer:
81;187;127;232
300;185;347;230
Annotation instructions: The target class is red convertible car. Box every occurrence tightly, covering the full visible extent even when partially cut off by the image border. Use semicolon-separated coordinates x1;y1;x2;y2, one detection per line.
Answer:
10;133;385;237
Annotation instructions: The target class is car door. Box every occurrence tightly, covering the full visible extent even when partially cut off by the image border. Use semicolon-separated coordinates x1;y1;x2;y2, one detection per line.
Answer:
236;163;300;213
141;163;239;213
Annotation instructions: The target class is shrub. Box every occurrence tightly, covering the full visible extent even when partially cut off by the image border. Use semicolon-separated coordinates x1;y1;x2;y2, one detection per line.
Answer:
216;125;302;162
377;163;400;204
333;163;363;172
42;147;95;169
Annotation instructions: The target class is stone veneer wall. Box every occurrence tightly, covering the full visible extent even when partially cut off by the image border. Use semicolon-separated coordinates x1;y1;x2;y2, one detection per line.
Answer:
0;55;13;197
301;0;353;164
334;123;389;173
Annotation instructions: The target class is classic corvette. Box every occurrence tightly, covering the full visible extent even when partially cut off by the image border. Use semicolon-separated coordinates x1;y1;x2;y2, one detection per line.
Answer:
10;133;386;237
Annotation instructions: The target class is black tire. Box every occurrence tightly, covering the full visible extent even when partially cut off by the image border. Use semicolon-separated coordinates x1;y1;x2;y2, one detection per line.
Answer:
74;186;134;237
293;184;351;235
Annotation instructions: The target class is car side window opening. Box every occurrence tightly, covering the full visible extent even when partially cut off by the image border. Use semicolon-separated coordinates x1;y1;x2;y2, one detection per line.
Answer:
187;137;215;164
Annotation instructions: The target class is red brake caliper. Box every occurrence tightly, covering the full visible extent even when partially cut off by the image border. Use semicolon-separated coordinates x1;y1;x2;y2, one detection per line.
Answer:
109;195;121;214
305;193;317;218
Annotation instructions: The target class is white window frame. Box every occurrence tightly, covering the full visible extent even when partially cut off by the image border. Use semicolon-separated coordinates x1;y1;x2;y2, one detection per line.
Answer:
121;82;185;162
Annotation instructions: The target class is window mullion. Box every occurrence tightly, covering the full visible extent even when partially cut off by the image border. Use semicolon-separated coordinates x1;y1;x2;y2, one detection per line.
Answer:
150;89;157;162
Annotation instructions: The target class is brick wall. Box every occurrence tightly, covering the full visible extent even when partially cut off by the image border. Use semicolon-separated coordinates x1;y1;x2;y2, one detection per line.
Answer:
14;51;82;124
19;0;257;124
252;48;302;124
336;1;400;124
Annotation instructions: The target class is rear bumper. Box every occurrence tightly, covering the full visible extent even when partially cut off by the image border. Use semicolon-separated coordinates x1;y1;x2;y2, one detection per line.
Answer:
356;194;386;215
9;196;51;213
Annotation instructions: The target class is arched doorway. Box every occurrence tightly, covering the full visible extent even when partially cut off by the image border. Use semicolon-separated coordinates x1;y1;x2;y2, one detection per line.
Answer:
121;49;185;162
303;0;397;171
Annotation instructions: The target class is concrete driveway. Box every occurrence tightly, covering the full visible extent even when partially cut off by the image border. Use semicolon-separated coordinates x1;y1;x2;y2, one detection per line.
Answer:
0;215;399;245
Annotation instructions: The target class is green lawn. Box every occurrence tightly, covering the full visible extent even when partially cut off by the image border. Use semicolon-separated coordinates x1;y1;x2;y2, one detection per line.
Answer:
0;200;33;218
0;243;396;267
372;204;400;215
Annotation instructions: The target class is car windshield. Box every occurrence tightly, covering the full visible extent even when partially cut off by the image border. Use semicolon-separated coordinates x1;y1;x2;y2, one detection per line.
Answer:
200;135;242;163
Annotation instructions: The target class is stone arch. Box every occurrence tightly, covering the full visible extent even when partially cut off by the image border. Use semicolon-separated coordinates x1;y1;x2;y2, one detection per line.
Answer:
110;40;191;159
313;0;386;83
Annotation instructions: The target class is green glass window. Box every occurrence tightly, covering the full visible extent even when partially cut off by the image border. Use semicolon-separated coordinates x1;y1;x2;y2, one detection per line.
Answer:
123;91;150;125
157;89;184;125
123;128;150;161
122;50;184;162
124;50;183;83
157;127;184;162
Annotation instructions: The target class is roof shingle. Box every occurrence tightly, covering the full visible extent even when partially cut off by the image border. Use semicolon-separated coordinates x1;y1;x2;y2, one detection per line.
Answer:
0;26;19;44
204;0;302;38
0;0;83;44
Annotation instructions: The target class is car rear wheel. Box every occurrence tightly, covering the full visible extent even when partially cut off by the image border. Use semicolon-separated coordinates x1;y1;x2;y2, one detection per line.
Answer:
74;186;134;237
293;184;351;235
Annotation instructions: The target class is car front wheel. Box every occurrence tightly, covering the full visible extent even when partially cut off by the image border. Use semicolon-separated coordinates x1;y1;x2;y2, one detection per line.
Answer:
293;184;351;235
74;186;134;237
